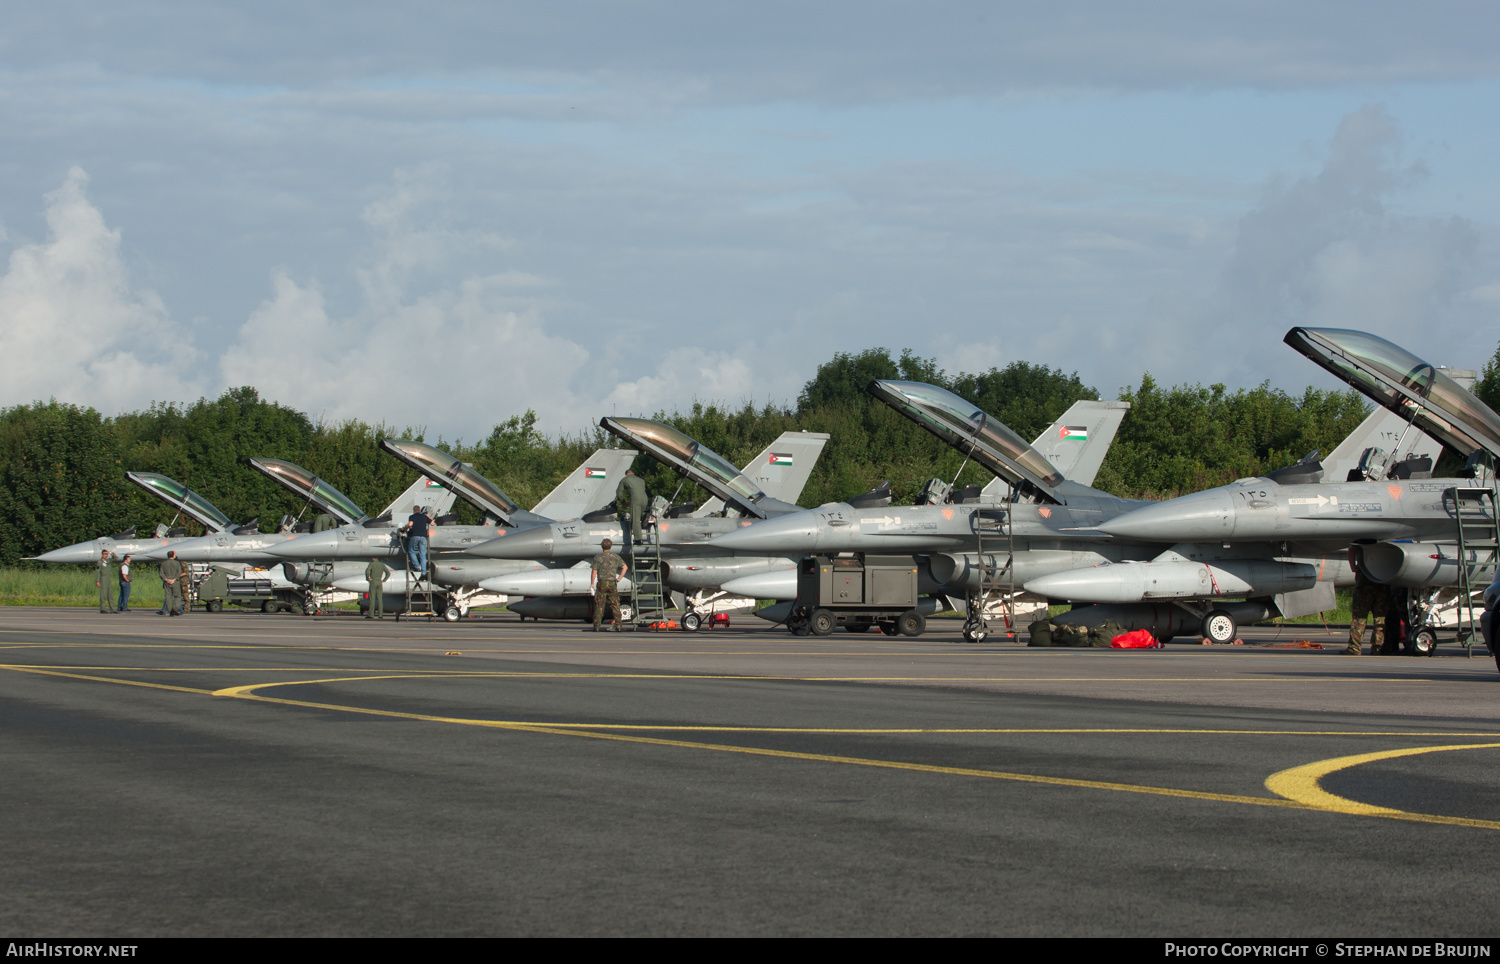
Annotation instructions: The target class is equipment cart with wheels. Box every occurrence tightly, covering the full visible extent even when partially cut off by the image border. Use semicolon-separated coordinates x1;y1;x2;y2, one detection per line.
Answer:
787;554;927;637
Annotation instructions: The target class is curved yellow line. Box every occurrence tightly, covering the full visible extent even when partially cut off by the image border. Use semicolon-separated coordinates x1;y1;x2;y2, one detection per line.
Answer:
1265;743;1500;827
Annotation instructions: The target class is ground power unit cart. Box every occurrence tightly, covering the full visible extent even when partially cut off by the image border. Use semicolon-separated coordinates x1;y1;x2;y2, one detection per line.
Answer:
787;553;927;637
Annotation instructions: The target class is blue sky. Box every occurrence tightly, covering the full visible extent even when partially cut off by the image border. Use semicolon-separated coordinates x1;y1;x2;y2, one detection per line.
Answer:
0;3;1496;440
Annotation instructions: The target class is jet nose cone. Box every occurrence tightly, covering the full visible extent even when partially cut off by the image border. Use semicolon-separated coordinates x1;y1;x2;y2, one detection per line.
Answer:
33;543;104;564
268;532;341;559
469;525;561;560
708;515;819;553
1095;490;1237;542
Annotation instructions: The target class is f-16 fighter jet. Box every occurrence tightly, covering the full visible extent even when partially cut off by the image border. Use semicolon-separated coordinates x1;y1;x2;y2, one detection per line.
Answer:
31;472;240;564
460;425;830;619
134;460;456;566
267;441;636;618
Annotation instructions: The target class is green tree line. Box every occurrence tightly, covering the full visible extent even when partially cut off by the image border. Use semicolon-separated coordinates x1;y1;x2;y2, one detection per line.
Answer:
4;340;1498;567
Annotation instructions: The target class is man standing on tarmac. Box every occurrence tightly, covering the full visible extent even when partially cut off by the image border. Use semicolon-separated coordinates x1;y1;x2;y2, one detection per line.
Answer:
616;469;648;547
1345;568;1388;656
589;538;629;632
96;549;115;613
364;557;390;619
117;555;132;612
158;551;184;616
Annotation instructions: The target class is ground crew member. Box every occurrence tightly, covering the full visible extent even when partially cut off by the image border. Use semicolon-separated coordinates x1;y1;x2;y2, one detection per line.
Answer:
117;554;132;612
312;513;338;533
158;551;184;617
589;538;629;632
616;469;648;546
1346;568;1388;655
365;557;390;619
96;549;115;613
402;505;433;575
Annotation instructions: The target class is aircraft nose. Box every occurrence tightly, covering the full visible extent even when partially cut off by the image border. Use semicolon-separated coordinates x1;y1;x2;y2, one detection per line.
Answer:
32;543;104;564
468;525;560;560
707;515;819;553
1095;489;1237;542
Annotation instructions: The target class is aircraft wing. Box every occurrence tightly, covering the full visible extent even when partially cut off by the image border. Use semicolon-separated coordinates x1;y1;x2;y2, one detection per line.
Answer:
531;448;639;521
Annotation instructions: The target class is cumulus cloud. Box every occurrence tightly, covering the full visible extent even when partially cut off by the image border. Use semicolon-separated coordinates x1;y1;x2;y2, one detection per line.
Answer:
601;348;759;415
0;167;202;411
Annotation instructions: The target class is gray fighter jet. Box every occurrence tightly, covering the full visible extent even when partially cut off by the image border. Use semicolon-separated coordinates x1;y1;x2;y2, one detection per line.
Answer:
710;375;1471;642
480;425;831;621
269;441;636;618
31;472;239;564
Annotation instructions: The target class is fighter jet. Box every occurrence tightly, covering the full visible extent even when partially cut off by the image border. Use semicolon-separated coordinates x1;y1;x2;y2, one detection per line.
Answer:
268;441;636;617
134;459;454;567
31;472;240;564
710;374;1473;642
473;425;832;621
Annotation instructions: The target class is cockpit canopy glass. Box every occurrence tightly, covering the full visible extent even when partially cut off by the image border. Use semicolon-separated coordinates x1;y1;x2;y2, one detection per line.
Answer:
248;459;366;523
126;473;234;532
1287;328;1500;457
868;380;1064;490
605;418;767;506
380;441;518;517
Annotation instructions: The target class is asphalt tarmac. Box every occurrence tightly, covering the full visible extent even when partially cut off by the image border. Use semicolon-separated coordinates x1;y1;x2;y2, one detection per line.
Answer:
3;606;1499;936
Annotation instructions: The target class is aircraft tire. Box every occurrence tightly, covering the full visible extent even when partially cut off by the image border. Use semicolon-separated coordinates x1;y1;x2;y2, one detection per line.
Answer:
809;608;836;636
962;626;986;643
443;606;461;623
1202;610;1237;644
682;612;703;632
1407;627;1437;656
898;610;925;637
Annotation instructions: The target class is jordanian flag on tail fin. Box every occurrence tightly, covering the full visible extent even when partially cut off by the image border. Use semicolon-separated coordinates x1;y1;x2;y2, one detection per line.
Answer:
424;479;445;488
1059;426;1087;441
584;467;607;479
769;453;793;466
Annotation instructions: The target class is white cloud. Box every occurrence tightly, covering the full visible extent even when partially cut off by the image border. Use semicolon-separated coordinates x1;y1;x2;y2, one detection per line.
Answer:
0;167;202;411
601;348;758;416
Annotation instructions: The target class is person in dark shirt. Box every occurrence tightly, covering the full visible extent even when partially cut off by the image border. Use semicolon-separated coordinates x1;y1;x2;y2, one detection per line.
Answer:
402;506;433;575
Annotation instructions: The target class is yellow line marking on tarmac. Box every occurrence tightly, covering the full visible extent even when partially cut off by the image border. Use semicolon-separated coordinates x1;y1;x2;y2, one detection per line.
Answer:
1265;744;1500;830
8;661;1500;828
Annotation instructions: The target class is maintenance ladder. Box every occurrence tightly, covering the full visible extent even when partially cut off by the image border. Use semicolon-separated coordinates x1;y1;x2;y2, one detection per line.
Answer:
965;504;1016;642
627;522;671;630
1445;486;1499;655
396;533;440;622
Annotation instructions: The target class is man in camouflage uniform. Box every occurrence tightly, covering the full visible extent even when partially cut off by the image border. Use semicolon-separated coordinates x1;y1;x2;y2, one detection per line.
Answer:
1346;569;1388;655
589;538;629;632
96;550;115;613
158;550;184;616
364;557;390;619
615;469;648;547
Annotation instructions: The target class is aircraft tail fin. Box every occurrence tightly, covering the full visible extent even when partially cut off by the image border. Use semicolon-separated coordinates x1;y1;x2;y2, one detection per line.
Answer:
697;431;831;514
381;476;458;522
981;400;1129;498
531;448;640;521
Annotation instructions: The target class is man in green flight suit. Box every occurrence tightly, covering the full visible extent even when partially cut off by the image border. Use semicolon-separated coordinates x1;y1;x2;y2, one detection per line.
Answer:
589;538;629;632
1345;568;1389;656
96;549;115;613
365;557;390;619
615;468;648;547
158;550;184;617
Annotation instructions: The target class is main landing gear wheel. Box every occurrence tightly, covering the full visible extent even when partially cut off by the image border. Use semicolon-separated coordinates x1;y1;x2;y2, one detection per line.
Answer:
898;610;926;637
443;606;461;623
1405;627;1436;656
809;608;836;636
682;612;703;632
1202;609;1237;644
